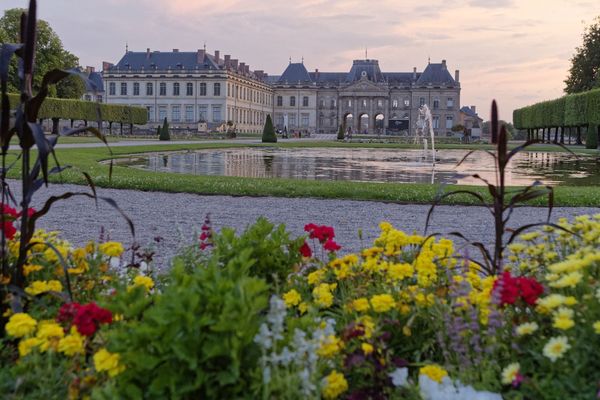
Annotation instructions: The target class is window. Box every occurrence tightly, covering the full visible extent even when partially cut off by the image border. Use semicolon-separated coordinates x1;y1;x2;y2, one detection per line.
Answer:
319;99;324;108
377;99;383;108
290;96;296;107
146;106;154;122
199;83;206;96
172;105;181;122
96;95;103;102
120;82;127;95
446;116;454;129
212;105;222;122
447;97;454;108
301;113;309;127
158;106;167;121
303;96;309;107
198;105;208;121
186;82;193;96
347;99;352;107
277;96;283;106
185;105;194;122
330;99;336;108
392;99;398;108
276;114;284;127
433;98;439;109
173;82;180;96
84;95;91;101
133;82;140;96
108;82;115;95
419;97;426;107
289;114;296;127
213;83;221;96
403;98;410;107
146;82;153;96
362;99;367;108
432;116;440;129
159;82;166;96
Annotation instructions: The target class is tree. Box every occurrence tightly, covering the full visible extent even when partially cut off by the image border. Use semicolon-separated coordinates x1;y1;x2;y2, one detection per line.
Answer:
159;118;170;141
565;16;600;94
337;123;345;140
0;8;84;99
262;114;277;143
483;120;514;136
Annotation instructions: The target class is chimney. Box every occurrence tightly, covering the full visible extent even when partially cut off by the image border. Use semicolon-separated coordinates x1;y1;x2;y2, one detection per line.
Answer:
470;106;476;113
214;50;220;63
441;59;447;70
254;70;264;79
245;65;250;74
239;62;245;73
173;48;179;53
412;67;417;80
102;62;113;72
455;69;460;82
85;66;95;74
315;68;320;80
146;48;150;59
231;59;238;70
224;54;231;68
197;49;205;64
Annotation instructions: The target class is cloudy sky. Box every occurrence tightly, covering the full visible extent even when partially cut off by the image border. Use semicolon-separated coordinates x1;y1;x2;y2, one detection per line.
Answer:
2;0;598;121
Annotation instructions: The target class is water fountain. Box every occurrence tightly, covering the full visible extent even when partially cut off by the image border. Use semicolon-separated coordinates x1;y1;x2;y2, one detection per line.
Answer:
415;104;436;165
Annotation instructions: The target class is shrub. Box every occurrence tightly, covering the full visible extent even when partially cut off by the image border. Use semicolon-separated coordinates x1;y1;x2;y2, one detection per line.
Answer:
337;124;345;140
585;124;599;149
158;117;170;141
262;114;277;143
96;252;269;399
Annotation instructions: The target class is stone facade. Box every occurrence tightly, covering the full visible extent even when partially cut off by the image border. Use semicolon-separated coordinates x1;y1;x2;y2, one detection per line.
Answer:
102;49;461;136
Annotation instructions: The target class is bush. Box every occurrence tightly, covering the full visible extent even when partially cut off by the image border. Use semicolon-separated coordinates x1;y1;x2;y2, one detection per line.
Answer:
96;253;269;399
158;117;170;141
262;114;277;143
337;124;345;140
586;124;599;149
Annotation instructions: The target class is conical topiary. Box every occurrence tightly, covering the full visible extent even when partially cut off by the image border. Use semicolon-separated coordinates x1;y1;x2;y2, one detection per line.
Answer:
337;123;345;140
159;117;170;141
262;114;277;143
156;125;161;137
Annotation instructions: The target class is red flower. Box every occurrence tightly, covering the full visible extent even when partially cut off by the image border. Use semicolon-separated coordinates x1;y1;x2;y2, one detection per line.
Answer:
72;302;113;336
494;272;543;306
17;207;36;218
299;241;312;258
57;302;81;325
304;223;335;244
1;220;16;240
323;239;341;252
1;203;19;218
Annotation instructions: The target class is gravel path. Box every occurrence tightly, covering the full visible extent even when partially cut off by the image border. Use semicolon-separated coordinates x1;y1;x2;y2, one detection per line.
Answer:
12;182;600;269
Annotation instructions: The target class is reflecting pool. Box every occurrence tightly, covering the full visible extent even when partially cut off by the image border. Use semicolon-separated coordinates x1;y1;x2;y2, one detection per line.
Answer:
121;148;600;186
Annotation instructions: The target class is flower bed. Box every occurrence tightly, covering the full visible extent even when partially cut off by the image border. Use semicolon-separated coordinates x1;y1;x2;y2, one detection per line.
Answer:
1;214;600;399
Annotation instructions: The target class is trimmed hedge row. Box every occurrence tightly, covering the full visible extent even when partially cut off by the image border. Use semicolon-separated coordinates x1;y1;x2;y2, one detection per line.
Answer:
513;88;600;130
7;94;148;124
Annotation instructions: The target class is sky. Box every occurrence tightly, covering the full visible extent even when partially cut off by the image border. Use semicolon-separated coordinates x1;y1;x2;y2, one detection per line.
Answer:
1;0;598;122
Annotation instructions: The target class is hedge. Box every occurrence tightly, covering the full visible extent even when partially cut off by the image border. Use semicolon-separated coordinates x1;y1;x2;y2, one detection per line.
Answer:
6;94;148;125
513;88;600;130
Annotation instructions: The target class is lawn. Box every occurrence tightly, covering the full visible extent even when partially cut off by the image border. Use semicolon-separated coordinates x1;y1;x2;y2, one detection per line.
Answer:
7;140;600;207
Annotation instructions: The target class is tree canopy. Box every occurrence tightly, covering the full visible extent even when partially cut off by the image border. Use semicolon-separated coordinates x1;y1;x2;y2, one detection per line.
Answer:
565;16;600;94
0;8;85;99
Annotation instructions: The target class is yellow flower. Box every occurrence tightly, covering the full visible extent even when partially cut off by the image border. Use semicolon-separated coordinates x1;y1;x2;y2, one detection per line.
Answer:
283;289;302;307
387;263;414;281
307;269;325;285
18;337;43;357
298;302;308;314
501;363;520;385
131;275;154;292
58;327;85;356
419;364;448;383
549;272;583;289
22;264;43;276
43;245;70;264
5;313;37;338
361;343;374;355
312;283;334;308
36;321;65;351
402;325;412;336
94;348;125;377
593;321;600;334
536;294;566;313
318;335;343;358
357;316;375;339
24;280;63;295
516;322;538;336
98;241;124;257
47;280;63;292
552;307;575;330
351;298;370;312
370;294;395;313
322;371;348;399
543;336;570;362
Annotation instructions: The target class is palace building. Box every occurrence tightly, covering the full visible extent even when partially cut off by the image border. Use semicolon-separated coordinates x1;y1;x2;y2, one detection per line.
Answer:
101;48;461;136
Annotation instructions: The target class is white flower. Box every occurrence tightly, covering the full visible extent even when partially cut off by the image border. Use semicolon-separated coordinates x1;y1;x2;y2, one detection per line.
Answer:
418;375;502;400
254;323;272;350
389;368;408;387
501;363;520;385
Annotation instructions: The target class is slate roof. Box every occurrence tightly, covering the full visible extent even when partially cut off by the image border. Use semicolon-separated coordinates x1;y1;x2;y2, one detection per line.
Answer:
87;71;104;92
309;72;347;85
416;63;457;86
277;63;312;84
346;60;385;83
384;72;418;85
460;106;483;120
109;51;221;71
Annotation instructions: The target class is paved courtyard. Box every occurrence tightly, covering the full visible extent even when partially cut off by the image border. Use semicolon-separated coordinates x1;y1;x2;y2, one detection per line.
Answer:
13;182;599;270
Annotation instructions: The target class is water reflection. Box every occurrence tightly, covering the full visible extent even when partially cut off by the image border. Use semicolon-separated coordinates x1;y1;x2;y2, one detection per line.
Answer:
127;148;600;186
